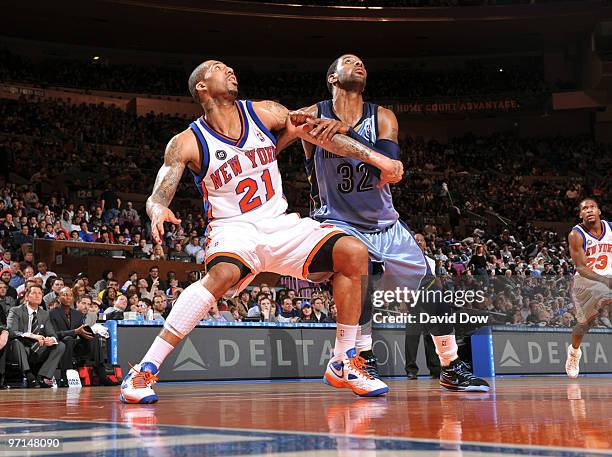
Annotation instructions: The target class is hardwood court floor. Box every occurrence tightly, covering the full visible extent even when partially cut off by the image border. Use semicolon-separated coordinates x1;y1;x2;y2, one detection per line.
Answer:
0;377;610;456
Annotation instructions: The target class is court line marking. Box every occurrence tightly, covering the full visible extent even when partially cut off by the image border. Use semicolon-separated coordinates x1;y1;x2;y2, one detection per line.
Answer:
0;416;609;456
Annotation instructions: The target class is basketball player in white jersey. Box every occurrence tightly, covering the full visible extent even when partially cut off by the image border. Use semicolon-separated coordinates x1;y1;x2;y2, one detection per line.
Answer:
566;198;612;377
119;60;404;403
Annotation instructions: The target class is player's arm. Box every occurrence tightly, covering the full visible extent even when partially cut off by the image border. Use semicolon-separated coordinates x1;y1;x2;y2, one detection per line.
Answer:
146;130;197;244
294;118;403;187
251;101;316;154
568;229;611;288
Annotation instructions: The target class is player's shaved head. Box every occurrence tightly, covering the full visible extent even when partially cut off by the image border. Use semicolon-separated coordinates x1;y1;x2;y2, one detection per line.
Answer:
188;60;216;103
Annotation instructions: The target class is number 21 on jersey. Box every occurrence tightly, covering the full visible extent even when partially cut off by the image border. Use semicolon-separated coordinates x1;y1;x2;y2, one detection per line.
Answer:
235;169;275;213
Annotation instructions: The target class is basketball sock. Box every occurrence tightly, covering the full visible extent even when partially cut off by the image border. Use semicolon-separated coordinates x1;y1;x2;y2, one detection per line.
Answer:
141;336;174;369
355;321;373;353
334;323;359;357
163;280;216;339
432;334;458;367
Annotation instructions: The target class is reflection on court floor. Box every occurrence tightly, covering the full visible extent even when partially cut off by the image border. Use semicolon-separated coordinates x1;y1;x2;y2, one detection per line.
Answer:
0;377;610;457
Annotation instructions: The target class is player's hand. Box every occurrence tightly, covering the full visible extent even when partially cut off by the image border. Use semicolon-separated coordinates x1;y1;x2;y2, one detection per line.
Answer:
307;119;349;144
285;111;315;137
289;111;314;127
378;158;404;188
150;205;181;244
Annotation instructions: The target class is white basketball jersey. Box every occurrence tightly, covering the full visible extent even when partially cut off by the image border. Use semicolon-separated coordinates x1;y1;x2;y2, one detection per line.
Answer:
572;220;612;277
189;100;287;223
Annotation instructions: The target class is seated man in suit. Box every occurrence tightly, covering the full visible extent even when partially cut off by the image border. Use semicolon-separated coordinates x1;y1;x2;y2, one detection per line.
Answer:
50;287;116;386
7;284;65;388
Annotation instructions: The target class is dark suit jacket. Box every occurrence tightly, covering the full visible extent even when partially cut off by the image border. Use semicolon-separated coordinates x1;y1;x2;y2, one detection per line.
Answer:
49;307;86;340
7;305;59;340
0;301;9;335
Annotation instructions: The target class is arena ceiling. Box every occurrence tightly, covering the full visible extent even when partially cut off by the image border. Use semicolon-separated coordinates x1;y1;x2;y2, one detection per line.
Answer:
4;0;611;59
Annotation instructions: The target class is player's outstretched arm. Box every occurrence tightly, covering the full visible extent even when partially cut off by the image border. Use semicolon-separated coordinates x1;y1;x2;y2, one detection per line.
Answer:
568;230;612;289
147;131;196;244
294;106;403;187
295;122;403;188
251;101;317;153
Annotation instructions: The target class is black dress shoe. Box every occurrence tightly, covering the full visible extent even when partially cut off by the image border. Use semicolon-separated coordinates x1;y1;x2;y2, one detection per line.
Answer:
26;373;40;388
38;376;54;388
58;379;69;388
406;372;418;380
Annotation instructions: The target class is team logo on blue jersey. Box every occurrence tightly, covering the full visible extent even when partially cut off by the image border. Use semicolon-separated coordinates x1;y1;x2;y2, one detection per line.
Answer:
256;132;265;142
364;122;372;139
215;150;227;160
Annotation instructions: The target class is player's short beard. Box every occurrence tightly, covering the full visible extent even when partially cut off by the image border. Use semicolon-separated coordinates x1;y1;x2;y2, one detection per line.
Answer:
228;88;238;98
338;74;365;93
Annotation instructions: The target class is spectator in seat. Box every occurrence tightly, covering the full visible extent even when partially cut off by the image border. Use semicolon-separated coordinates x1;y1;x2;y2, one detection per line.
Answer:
8;262;24;290
311;297;328;323
75;295;97;327
1;270;18;300
247;293;277;322
298;302;316;323
97;278;123;301
94;270;113;293
146;266;167;291
119;201;140;227
43;276;64;308
78;222;93;243
0;251;11;270
7;284;65;388
16;266;35;297
277;297;299;323
150;244;166;261
168;242;191;262
234;291;251;319
152;294;169;320
50;287;116;387
12;225;33;248
104;294;128;320
249;286;261;307
121;272;138;293
100;287;118;310
322;302;337;323
184;236;205;264
137;278;157;301
35;262;55;287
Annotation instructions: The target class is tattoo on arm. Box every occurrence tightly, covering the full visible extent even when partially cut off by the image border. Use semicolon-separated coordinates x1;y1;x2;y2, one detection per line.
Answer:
264;100;289;130
147;136;186;215
331;135;373;162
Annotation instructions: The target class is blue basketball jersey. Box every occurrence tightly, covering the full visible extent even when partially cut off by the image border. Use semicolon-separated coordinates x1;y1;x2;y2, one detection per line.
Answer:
305;100;399;233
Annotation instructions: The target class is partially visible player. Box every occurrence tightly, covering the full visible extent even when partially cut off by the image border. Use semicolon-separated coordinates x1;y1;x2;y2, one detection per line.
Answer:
119;60;402;403
566;198;612;377
285;54;489;392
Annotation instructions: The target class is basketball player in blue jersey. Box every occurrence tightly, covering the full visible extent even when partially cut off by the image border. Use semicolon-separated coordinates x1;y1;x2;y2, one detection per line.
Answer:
288;54;489;392
566;198;611;377
120;60;404;403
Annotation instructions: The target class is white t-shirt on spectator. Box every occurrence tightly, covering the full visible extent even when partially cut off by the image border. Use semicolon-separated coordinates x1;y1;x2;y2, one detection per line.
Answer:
35;271;56;286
